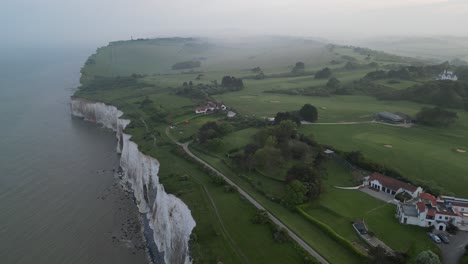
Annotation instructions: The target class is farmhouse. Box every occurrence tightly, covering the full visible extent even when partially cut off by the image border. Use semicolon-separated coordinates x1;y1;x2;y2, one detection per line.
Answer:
376;112;404;124
396;193;468;231
436;70;458;81
365;172;423;198
195;101;227;114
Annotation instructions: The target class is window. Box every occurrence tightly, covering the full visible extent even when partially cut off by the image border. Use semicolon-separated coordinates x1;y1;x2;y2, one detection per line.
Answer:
445;217;448;220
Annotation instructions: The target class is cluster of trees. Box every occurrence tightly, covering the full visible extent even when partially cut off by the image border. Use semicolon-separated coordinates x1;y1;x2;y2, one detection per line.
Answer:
315;67;332;79
416;107;458;127
175;86;207;100
176;76;245;99
365;63;455;81
221;76;244;88
392;80;468;110
342;61;379;71
283;164;321;207
456;66;468;81
274;104;318;125
415;250;441;264
198;121;233;149
231;119;323;207
251;67;265;79
326;77;341;89
171;60;201;70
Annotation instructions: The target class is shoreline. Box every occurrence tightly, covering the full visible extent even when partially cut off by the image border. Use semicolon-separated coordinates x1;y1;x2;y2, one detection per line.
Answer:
71;97;196;264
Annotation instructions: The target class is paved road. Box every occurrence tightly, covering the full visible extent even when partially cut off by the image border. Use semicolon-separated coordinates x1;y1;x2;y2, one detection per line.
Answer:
165;127;329;264
301;120;412;128
437;231;468;264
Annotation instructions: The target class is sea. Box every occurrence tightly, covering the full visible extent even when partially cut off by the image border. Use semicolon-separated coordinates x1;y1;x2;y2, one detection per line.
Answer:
0;46;148;264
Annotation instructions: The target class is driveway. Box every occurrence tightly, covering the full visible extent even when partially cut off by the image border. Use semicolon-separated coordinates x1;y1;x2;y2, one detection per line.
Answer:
359;187;397;204
437;231;468;264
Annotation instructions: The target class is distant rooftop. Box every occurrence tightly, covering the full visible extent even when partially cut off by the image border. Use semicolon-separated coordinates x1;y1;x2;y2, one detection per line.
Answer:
377;112;403;122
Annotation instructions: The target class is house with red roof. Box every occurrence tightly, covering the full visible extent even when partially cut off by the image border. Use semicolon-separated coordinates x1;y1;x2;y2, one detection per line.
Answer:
396;193;468;231
194;101;227;114
365;173;423;198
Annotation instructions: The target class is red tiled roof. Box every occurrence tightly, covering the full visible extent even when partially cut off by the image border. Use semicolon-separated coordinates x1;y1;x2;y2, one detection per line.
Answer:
420;193;438;207
420;193;436;201
427;209;436;217
369;173;419;192
416;202;426;213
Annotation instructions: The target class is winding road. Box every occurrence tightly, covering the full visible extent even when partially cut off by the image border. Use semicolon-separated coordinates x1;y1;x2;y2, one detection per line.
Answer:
165;127;329;264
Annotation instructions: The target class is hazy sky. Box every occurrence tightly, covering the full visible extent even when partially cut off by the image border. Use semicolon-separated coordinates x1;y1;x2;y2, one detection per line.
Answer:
2;0;468;48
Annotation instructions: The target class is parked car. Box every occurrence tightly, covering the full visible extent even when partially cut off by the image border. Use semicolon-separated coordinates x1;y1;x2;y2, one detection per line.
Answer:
428;232;441;243
437;233;450;244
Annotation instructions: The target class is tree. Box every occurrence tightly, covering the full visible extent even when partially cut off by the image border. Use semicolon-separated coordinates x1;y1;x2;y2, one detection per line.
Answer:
283;180;308;207
415;250;441;264
299;104;318;122
326;77;341;89
456;66;468;80
270;120;298;144
253;144;283;171
221;76;244;88
274;111;300;125
416;107;458;127
315;67;332;79
292;62;305;74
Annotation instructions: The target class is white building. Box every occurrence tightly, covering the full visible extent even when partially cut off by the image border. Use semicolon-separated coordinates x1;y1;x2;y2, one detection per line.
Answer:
365;173;423;198
437;70;458;81
396;193;468;231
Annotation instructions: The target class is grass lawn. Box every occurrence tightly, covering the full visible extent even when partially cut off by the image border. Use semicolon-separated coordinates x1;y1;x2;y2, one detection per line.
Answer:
374;78;422;90
301;119;468;197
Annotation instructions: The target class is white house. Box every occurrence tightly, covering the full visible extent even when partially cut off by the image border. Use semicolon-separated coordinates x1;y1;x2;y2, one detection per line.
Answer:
396;193;468;231
365;173;423;198
194;102;227;114
436;70;458;81
195;107;207;114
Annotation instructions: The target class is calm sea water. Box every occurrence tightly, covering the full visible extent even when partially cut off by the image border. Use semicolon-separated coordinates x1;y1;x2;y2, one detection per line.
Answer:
0;47;147;264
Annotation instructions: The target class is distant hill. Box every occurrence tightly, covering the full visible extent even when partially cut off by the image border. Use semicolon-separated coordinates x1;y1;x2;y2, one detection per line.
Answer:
355;36;468;63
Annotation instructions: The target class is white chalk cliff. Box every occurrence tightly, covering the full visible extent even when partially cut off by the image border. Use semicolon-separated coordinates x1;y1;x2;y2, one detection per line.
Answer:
71;98;196;264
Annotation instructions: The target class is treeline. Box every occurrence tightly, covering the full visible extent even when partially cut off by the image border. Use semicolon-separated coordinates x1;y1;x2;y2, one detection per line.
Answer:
379;81;468;110
175;75;244;99
364;63;452;81
172;60;201;70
